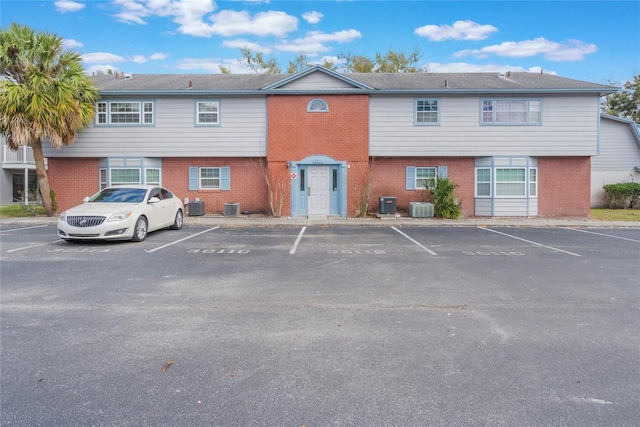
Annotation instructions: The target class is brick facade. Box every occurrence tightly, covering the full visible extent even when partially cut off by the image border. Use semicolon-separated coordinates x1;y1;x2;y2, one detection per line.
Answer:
538;157;591;216
372;157;476;217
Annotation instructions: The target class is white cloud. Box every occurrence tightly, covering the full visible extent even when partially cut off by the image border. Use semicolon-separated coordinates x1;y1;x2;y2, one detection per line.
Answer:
111;1;299;38
302;11;323;24
62;38;84;49
54;0;85;12
208;10;298;37
276;29;362;55
454;37;597;61
415;20;498;41
149;52;169;60
82;52;127;64
426;62;556;75
222;39;272;53
132;55;148;63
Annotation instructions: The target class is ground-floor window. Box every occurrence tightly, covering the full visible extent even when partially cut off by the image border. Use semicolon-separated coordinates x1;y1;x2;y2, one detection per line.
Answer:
475;166;538;198
99;157;163;189
188;166;230;190
474;157;538;217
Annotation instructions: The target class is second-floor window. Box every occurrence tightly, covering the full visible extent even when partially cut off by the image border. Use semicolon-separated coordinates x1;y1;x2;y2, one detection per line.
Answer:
196;101;220;125
96;101;154;125
415;99;439;125
481;99;541;125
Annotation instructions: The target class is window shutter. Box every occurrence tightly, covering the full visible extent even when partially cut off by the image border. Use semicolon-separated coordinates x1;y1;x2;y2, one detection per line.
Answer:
189;167;198;190
220;167;230;190
406;166;416;190
437;166;448;179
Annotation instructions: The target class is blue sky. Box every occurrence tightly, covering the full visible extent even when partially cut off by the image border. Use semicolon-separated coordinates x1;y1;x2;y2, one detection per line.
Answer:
1;0;638;85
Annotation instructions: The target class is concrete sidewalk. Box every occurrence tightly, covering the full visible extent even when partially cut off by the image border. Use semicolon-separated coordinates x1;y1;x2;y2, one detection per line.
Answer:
2;213;639;228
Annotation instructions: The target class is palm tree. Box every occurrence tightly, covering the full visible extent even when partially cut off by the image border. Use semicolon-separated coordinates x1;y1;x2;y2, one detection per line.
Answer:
0;23;99;216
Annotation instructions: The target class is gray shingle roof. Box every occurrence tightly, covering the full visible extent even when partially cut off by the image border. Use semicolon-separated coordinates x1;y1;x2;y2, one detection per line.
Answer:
91;69;615;93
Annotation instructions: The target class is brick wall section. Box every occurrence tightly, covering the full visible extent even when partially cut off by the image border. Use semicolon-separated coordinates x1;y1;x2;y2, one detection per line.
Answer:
48;157;269;215
268;94;369;215
162;158;269;215
267;95;369;163
372;157;476;217
538;156;591;216
48;158;100;212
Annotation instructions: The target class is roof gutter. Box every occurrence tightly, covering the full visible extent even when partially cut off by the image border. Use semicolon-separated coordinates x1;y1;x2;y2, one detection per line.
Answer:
98;88;617;96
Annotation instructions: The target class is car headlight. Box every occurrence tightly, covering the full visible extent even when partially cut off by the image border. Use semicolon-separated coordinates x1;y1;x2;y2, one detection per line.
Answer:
58;212;66;222
107;211;133;222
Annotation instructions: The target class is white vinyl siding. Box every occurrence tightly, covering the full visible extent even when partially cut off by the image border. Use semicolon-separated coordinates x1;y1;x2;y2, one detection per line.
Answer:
369;96;600;157
49;97;267;158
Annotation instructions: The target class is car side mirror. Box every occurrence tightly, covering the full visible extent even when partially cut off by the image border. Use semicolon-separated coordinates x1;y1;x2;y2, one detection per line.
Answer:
148;196;161;203
83;197;90;202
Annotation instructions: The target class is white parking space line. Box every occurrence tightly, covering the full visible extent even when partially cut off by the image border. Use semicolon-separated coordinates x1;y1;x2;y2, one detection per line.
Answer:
146;226;220;253
564;228;640;243
479;227;582;257
0;224;49;233
6;240;63;253
289;227;306;255
391;227;438;255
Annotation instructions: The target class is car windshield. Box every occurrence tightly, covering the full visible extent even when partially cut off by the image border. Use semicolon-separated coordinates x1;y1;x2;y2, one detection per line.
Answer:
89;188;147;203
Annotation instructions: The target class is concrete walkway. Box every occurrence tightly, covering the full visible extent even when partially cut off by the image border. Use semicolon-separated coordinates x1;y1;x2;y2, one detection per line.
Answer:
2;213;639;228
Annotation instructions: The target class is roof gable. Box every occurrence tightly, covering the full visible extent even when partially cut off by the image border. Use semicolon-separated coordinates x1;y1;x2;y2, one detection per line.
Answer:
261;65;373;91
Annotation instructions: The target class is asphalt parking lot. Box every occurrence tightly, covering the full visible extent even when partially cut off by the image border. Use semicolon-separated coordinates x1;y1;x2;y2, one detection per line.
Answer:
1;223;639;426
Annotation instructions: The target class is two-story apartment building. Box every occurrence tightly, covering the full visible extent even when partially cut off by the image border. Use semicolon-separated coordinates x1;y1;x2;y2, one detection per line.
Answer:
41;66;617;218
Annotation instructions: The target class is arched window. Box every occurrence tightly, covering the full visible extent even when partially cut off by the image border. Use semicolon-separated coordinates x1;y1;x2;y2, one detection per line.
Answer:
307;98;328;113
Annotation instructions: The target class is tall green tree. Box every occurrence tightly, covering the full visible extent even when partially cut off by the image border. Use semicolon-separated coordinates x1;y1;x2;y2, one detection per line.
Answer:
602;74;640;123
0;23;99;216
238;47;281;74
340;47;427;73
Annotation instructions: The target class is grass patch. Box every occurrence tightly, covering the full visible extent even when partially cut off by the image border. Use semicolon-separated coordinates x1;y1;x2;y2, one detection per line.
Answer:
591;208;640;222
0;204;47;218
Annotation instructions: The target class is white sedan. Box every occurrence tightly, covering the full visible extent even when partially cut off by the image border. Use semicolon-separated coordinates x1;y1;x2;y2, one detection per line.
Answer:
57;185;184;242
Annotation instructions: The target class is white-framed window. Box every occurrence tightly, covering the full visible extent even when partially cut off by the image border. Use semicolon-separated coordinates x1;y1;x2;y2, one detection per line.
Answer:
95;101;154;125
145;168;161;186
476;168;491;197
416;167;437;189
200;167;221;189
529;168;538;197
415;99;439;125
475;167;538;198
308;98;328;112
196;101;220;124
110;168;141;185
100;168;108;189
496;168;526;196
481;99;541;124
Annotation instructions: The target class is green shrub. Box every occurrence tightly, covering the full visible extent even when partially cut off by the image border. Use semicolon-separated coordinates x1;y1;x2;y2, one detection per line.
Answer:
426;176;462;219
603;182;640;208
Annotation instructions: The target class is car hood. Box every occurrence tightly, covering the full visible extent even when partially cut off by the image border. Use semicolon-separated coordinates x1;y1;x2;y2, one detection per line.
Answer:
62;202;138;217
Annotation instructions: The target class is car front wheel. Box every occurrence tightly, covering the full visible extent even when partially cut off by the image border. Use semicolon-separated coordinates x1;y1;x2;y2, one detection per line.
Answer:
170;209;183;230
132;216;148;242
